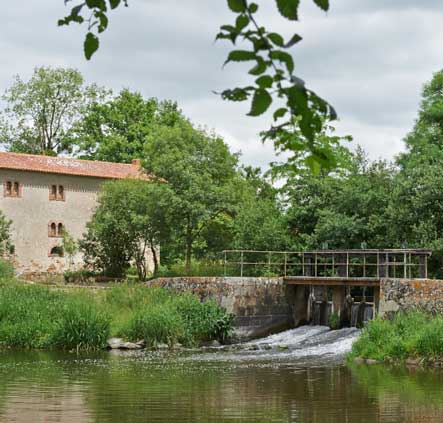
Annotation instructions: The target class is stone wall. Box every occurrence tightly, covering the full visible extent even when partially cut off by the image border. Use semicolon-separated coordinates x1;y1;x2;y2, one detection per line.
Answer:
149;277;296;340
379;278;443;316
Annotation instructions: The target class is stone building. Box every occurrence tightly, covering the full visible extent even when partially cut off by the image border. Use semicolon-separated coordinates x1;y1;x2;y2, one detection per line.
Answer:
0;152;154;276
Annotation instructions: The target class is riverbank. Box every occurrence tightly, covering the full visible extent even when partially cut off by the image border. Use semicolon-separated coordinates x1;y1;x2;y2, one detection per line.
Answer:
349;311;443;365
0;278;233;351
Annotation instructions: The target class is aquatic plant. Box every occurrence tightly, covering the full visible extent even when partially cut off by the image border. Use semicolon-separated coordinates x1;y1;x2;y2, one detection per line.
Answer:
0;279;233;350
349;311;443;362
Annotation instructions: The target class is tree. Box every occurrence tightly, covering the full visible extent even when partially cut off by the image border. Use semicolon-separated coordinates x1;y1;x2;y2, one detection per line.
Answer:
80;179;171;279
0;66;107;155
58;0;339;171
0;211;13;256
75;89;183;163
283;150;396;249
398;70;443;170
143;121;240;274
62;230;78;269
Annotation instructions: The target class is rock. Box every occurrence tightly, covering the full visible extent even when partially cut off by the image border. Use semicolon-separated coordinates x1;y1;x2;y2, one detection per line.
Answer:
156;343;169;350
353;357;365;364
277;345;289;351
136;339;147;348
107;338;125;349
200;340;221;348
107;338;143;350
172;343;183;349
261;344;272;350
120;342;143;350
365;359;381;365
245;344;259;351
405;357;420;366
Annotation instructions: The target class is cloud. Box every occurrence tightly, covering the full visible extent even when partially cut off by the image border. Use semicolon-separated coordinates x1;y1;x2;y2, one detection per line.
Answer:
0;0;442;168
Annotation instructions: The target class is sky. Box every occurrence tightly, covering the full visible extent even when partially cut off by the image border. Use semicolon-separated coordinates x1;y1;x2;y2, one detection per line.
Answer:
1;0;443;169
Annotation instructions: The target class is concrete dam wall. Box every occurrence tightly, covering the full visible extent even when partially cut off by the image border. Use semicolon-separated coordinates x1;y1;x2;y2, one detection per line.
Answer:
149;277;443;340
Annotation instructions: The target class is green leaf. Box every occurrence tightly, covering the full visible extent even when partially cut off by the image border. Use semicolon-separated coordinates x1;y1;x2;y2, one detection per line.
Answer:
109;0;121;9
285;34;302;48
268;33;284;47
249;59;267;75
224;50;257;65
249;3;259;13
84;32;99;60
227;0;246;13
269;50;294;74
86;0;107;11
273;107;287;120
305;155;322;175
275;0;300;20
235;15;249;31
255;75;273;89
248;89;272;116
313;0;329;11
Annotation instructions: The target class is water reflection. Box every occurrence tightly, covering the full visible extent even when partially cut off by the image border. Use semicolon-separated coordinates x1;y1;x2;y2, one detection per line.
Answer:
0;350;442;422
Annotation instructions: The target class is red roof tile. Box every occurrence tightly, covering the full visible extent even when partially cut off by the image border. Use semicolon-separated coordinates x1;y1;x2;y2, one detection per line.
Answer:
0;152;152;180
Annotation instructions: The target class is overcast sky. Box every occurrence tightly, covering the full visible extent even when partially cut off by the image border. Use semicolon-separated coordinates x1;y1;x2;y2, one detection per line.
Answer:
1;1;442;168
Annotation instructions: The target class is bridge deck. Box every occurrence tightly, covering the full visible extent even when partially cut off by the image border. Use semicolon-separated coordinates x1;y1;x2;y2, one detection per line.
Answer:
283;276;381;287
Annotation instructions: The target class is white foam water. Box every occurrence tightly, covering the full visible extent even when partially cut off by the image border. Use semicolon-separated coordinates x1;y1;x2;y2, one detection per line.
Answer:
185;326;361;364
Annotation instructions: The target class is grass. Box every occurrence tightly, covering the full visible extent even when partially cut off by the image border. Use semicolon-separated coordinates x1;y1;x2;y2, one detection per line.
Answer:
0;278;233;351
349;311;443;362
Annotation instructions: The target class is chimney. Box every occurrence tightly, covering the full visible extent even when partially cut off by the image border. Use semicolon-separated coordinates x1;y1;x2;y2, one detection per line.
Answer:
132;159;141;167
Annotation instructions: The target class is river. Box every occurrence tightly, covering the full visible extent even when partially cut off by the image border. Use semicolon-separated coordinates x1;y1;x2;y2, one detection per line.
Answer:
0;326;442;422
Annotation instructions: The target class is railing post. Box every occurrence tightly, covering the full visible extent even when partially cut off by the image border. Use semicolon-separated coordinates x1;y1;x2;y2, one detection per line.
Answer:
224;251;227;277
240;251;244;278
284;252;287;277
315;253;318;277
404;252;407;279
346;252;349;278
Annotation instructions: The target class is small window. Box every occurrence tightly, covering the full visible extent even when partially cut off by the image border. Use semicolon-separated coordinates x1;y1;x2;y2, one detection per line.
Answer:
49;184;65;201
49;222;64;238
4;181;20;197
49;246;64;257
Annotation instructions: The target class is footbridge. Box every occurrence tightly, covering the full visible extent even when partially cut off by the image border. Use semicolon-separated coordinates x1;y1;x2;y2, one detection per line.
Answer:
222;249;432;327
222;249;431;283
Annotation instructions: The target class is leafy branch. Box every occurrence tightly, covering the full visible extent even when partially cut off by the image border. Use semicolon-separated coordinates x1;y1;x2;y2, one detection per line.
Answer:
217;0;339;171
58;0;342;171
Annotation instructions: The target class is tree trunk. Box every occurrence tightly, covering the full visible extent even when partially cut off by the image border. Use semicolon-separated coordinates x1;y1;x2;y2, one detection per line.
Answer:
150;244;159;275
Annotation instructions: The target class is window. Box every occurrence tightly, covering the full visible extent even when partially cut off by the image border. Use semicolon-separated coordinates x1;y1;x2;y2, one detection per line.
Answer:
4;180;21;197
49;222;64;237
49;184;65;201
49;246;64;257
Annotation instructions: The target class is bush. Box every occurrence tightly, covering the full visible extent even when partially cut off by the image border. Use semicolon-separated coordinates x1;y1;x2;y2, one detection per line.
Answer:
328;312;340;330
154;260;225;278
63;269;96;284
50;298;110;351
125;305;183;346
0;281;233;350
349;311;443;362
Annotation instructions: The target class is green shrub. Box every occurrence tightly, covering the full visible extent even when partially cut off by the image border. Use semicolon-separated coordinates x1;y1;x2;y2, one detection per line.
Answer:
154;260;225;278
50;298;110;351
349;311;443;362
174;294;233;344
328;312;340;330
125;304;183;346
63;269;96;284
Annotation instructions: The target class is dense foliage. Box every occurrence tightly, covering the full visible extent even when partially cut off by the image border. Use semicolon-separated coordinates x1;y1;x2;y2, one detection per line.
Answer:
0;279;233;350
0;67;106;155
349;312;443;362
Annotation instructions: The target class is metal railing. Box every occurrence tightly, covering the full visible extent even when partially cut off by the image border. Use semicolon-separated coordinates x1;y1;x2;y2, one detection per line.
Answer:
222;249;432;279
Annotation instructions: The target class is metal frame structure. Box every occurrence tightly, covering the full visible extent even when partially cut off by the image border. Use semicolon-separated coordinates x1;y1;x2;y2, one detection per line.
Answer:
222;249;432;280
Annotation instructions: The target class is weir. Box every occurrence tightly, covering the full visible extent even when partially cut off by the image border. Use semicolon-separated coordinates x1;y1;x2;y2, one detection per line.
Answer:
222;249;432;328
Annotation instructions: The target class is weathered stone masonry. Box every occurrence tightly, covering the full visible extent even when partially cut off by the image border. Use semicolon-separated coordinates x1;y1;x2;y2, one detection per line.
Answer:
150;277;296;340
379;278;443;316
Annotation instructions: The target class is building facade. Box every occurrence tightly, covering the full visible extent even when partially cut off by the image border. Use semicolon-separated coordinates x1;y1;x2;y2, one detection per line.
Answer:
0;152;154;276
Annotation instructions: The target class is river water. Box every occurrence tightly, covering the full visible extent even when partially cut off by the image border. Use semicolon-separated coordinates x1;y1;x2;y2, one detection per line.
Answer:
0;326;442;422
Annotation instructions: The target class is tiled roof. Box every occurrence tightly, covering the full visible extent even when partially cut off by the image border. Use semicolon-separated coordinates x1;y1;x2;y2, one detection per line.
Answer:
0;152;152;180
